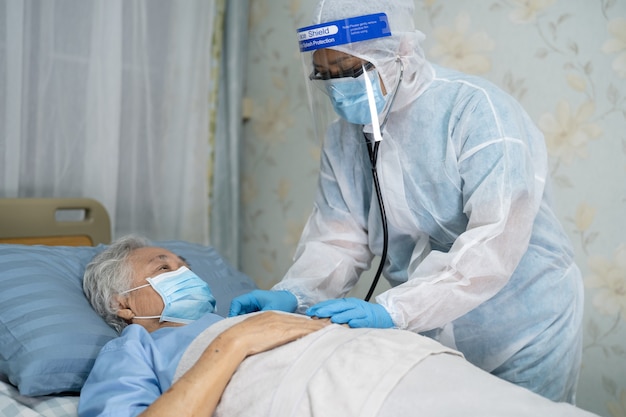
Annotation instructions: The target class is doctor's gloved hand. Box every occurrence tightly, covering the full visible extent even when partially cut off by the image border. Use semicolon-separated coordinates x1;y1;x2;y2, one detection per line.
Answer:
228;290;298;317
306;298;394;329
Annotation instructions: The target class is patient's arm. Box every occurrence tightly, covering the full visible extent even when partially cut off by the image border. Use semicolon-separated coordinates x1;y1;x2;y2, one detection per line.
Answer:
139;312;329;417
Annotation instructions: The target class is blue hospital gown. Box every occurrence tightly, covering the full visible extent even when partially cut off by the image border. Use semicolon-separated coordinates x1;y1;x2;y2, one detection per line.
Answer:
78;313;223;417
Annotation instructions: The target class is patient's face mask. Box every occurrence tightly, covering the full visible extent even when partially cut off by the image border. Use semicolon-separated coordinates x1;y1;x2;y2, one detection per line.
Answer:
121;266;217;324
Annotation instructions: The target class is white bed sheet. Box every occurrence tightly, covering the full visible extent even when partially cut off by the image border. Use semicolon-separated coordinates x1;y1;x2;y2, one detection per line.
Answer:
176;313;599;417
0;377;77;417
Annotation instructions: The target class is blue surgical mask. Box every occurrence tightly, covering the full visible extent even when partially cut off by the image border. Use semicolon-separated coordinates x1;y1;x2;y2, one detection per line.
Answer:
324;69;386;125
121;266;217;324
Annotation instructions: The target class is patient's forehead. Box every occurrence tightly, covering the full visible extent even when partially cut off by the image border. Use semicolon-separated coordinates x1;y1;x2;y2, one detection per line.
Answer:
128;247;188;277
129;246;178;263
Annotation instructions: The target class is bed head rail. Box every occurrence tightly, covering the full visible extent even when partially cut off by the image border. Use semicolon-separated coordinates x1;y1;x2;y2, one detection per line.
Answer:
0;198;111;246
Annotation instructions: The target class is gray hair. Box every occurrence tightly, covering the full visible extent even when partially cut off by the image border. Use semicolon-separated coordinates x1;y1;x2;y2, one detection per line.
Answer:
83;235;151;333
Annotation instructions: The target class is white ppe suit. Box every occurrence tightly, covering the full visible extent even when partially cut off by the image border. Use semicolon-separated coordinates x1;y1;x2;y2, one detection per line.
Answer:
274;0;584;404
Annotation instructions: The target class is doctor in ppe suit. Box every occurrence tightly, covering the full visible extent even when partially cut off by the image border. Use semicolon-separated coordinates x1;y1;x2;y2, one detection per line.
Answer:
230;0;584;404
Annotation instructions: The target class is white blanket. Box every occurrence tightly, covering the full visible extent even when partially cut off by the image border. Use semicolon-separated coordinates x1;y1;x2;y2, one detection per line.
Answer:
175;313;600;417
175;313;460;417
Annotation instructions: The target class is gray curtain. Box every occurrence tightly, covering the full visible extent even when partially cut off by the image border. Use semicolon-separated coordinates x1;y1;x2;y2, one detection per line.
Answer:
1;0;218;244
210;0;249;268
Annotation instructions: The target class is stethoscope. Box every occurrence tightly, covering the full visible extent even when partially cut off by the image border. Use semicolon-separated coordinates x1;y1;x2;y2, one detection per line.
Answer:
362;59;404;302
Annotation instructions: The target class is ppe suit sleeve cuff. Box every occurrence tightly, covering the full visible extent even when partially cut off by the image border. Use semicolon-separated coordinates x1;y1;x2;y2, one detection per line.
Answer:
271;284;310;313
376;295;407;330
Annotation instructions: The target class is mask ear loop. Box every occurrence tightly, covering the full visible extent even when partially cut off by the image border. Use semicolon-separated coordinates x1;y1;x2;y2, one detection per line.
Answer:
363;58;405;302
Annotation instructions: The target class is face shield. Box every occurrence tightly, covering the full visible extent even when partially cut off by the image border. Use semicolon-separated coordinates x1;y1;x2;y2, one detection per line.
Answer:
297;13;403;144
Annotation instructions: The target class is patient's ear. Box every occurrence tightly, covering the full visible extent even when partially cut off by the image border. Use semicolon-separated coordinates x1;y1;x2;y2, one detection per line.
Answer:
116;308;134;321
114;295;134;320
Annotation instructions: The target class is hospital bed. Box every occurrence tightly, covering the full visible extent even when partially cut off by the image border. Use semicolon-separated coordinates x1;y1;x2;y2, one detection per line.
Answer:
0;198;599;417
0;198;257;416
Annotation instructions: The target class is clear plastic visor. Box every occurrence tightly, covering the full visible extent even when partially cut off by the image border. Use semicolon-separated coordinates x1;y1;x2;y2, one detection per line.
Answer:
300;48;387;145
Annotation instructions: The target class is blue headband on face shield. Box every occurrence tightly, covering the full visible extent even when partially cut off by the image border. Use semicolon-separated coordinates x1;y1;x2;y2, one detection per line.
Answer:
297;13;391;52
121;266;217;324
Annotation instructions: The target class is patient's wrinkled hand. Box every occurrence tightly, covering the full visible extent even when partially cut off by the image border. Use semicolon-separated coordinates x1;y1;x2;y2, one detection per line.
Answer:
219;312;330;357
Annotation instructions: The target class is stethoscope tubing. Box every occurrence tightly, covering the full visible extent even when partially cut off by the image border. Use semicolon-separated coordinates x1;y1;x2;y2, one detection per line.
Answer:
362;59;404;302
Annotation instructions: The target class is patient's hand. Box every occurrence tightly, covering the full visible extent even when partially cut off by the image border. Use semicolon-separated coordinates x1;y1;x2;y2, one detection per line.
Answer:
143;312;329;417
217;311;330;357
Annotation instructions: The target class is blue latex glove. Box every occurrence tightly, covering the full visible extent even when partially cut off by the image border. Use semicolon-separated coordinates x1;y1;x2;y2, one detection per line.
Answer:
306;298;394;328
228;290;298;317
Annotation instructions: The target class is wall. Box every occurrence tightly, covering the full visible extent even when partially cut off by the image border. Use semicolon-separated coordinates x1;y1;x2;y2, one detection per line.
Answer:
241;1;626;416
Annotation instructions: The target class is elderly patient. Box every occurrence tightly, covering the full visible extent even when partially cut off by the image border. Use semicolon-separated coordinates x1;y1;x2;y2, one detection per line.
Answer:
78;236;596;417
78;235;328;417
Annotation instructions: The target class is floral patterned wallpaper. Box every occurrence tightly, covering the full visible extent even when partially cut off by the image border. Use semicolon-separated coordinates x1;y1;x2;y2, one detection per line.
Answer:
240;1;626;415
